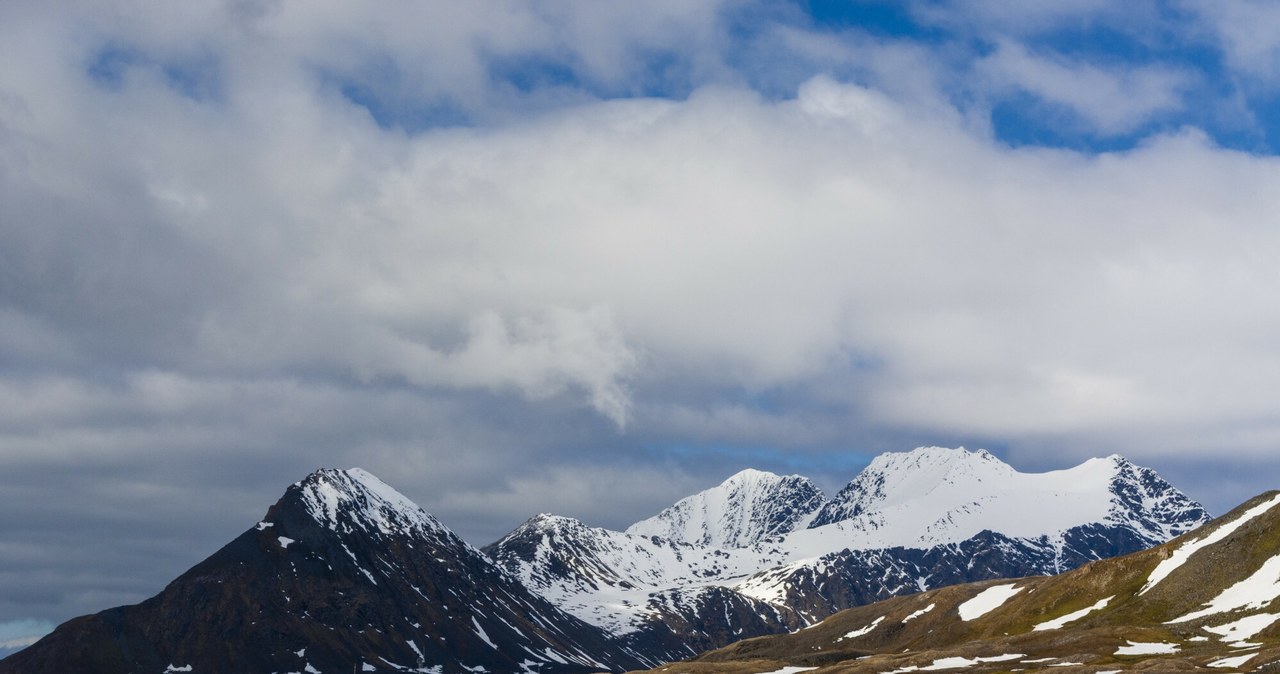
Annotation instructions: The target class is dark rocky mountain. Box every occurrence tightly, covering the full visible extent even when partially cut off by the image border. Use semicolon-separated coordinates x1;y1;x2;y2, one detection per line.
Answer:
648;490;1280;673
0;469;647;674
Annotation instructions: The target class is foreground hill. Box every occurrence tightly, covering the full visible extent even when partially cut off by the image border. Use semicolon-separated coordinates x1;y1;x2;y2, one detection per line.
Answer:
0;469;648;674
488;448;1209;661
643;490;1280;674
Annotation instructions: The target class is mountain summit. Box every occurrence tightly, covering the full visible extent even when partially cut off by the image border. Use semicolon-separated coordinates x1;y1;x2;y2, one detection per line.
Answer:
626;468;825;548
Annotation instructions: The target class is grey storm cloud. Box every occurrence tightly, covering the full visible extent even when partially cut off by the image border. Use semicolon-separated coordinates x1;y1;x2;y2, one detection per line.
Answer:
2;0;1280;644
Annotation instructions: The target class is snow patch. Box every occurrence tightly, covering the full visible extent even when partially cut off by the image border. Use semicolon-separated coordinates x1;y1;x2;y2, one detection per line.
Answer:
922;654;1023;670
1033;595;1112;631
278;536;296;549
902;603;935;623
1115;641;1179;655
1169;554;1280;623
756;668;816;674
1210;653;1258;668
840;616;885;640
164;666;193;673
256;521;274;530
957;584;1023;621
1202;613;1280;644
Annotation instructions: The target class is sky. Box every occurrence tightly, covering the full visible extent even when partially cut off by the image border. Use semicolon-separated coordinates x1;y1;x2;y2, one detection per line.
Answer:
3;0;1280;653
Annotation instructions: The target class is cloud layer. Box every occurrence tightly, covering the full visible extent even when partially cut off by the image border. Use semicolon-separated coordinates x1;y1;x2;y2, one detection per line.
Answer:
3;0;1280;632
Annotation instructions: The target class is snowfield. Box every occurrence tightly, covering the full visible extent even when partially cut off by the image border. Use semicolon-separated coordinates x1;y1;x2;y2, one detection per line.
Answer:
490;447;1209;637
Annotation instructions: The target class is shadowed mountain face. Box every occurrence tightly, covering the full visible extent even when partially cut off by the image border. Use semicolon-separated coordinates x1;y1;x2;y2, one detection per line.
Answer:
0;469;648;674
642;490;1280;674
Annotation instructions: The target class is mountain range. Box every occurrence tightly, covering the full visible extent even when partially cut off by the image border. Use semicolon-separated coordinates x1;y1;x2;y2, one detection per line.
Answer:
0;447;1212;673
657;489;1280;673
486;448;1209;663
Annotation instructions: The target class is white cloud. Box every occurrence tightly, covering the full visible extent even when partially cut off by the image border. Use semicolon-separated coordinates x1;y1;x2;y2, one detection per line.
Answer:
976;40;1191;134
5;4;1280;456
911;0;1160;38
6;0;1280;631
1181;0;1280;88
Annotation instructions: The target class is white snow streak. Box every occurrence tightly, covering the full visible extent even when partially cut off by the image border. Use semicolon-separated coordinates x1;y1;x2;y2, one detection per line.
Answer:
1115;641;1179;655
957;584;1023;621
902;603;935;623
1033;595;1112;631
1210;653;1258;668
840;616;884;640
923;654;1023;670
1202;613;1280;644
1142;493;1280;595
472;617;498;650
1169;554;1280;623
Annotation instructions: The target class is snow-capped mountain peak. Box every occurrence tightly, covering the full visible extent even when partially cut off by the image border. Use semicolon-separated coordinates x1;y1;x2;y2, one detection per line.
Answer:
808;446;1016;528
1101;454;1210;540
625;468;825;548
291;467;448;538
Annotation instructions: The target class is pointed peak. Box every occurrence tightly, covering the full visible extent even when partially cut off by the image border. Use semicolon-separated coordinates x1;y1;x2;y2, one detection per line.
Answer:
718;467;812;488
1073;454;1137;476
520;513;586;531
723;467;781;482
625;468;825;547
290;467;445;536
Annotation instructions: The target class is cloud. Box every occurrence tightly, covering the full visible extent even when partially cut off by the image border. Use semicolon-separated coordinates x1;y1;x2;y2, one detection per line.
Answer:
5;0;1280;635
1180;0;1280;88
909;0;1163;38
975;40;1191;135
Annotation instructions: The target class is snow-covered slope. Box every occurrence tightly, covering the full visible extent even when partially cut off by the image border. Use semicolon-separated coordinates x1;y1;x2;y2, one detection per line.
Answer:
626;469;825;548
487;447;1210;662
789;449;1206;552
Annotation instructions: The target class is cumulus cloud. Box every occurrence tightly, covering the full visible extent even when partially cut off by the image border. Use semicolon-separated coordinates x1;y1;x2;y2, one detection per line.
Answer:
4;0;1280;633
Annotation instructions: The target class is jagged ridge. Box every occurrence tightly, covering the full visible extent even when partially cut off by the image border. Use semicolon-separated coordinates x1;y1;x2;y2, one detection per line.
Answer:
487;448;1211;665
